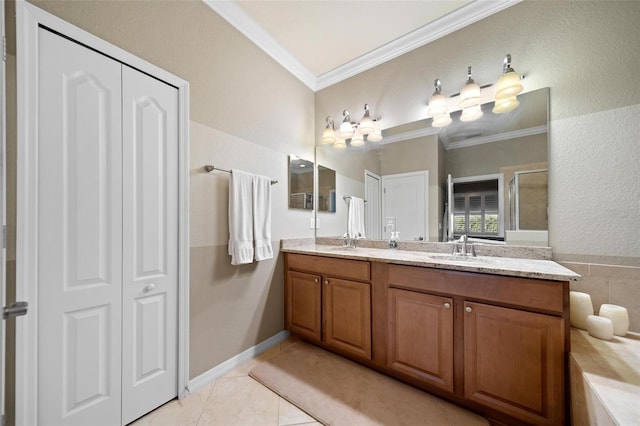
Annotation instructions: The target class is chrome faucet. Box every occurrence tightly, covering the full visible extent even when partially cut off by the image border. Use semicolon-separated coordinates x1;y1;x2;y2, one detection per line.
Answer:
452;234;476;257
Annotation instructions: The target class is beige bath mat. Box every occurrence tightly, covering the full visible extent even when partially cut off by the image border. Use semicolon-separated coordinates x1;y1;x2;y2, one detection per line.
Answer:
249;341;488;426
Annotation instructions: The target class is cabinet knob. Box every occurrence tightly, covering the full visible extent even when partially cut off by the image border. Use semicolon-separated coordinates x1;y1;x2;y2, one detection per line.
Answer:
144;283;156;293
325;280;329;285
444;302;451;309
465;306;472;313
314;278;319;283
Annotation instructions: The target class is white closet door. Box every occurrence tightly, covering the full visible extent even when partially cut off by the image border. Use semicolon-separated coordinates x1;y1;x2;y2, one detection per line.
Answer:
121;65;178;424
38;28;123;425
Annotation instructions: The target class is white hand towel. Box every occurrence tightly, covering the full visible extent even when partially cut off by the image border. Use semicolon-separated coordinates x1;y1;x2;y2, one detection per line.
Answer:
228;169;254;265
253;174;273;261
347;196;366;239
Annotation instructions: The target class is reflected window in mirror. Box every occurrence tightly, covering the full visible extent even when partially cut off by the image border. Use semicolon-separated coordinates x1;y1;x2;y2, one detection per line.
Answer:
288;155;314;210
317;165;336;213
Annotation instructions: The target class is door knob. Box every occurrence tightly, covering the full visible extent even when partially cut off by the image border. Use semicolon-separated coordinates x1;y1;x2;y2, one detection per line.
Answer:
143;283;156;293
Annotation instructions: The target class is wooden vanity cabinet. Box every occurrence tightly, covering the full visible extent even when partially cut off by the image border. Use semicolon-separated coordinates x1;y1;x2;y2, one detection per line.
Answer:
386;264;567;426
464;301;565;425
285;253;372;360
386;288;454;392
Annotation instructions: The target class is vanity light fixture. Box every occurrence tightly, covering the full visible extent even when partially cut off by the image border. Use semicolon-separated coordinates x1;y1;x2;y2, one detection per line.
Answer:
339;110;354;139
494;54;523;100
427;79;452;128
459;66;481;109
493;54;523;114
321;116;336;145
321;104;383;148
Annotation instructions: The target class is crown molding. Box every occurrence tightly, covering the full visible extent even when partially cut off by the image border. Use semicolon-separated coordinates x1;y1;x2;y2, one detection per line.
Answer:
202;0;317;90
442;124;548;150
316;0;521;90
204;0;520;92
381;126;441;145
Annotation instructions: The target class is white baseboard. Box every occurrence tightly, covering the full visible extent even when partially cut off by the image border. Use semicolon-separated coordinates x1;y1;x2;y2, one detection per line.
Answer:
186;330;291;396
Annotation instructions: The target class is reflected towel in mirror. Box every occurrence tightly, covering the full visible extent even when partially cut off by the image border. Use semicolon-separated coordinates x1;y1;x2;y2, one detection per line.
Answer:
347;196;366;239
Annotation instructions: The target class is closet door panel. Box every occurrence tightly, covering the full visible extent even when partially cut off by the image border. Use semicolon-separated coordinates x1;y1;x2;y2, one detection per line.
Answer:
37;28;123;426
121;65;179;424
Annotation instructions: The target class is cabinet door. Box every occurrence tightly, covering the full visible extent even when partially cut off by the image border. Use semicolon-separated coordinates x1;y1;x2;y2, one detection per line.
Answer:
324;278;371;360
464;302;564;425
286;271;322;342
387;288;453;392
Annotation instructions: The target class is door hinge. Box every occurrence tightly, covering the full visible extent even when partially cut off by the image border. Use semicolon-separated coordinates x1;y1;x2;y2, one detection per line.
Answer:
2;225;5;249
2;36;6;62
2;301;28;320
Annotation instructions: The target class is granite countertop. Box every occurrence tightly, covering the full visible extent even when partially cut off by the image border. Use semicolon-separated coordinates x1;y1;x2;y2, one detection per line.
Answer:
281;241;580;282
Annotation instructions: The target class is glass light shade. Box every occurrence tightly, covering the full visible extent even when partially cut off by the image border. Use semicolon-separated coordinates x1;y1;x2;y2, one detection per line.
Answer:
494;71;523;100
427;93;447;117
492;96;520;114
350;133;365;147
333;138;347;149
460;104;483;122
358;115;374;134
432;113;452;128
339;121;353;139
459;81;481;108
367;121;382;142
321;127;336;144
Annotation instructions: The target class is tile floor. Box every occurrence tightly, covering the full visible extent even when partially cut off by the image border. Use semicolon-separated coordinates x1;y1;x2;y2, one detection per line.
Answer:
130;337;321;426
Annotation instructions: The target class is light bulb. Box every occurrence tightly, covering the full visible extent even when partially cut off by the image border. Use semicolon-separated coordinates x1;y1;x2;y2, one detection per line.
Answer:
367;121;383;142
460;105;483;122
339;121;353;139
492;96;520;114
432;113;452;128
359;112;374;134
321;127;335;144
350;133;365;147
333;138;347;149
495;71;523;100
427;93;447;117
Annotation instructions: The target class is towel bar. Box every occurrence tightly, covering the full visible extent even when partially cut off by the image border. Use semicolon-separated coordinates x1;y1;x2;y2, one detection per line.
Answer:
204;165;278;185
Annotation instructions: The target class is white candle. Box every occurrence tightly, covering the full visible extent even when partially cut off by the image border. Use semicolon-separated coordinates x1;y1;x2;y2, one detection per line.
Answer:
599;304;629;336
570;292;594;330
587;315;614;340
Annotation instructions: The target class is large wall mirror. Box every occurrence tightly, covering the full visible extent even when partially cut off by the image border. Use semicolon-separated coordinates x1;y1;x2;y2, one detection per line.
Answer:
315;87;549;247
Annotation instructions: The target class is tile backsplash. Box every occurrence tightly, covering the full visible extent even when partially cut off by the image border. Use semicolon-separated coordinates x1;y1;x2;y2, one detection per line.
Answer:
562;261;640;332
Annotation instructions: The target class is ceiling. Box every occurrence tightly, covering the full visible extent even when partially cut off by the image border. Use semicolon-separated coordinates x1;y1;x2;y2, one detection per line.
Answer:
203;0;520;91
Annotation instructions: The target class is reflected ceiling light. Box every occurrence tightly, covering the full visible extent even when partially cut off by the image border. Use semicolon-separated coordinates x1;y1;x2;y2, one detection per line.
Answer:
333;138;347;149
459;66;481;109
494;54;523;100
321;104;382;148
492;96;520;114
350;132;365;147
460;104;483;122
321;116;336;145
432;113;452;128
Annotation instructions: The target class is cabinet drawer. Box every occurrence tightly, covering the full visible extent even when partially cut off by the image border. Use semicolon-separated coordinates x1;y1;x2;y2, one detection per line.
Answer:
287;253;371;282
387;264;564;314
